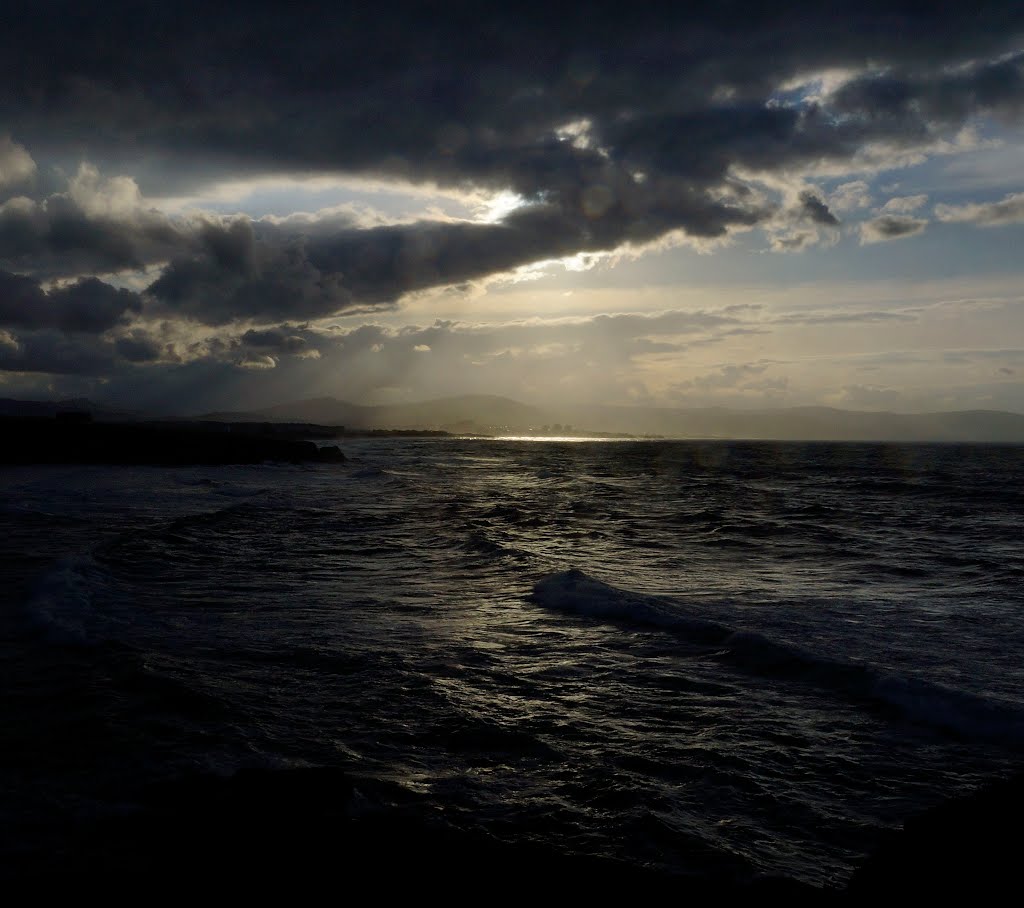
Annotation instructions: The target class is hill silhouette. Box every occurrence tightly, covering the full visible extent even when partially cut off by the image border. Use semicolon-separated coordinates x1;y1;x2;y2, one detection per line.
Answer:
200;395;1024;442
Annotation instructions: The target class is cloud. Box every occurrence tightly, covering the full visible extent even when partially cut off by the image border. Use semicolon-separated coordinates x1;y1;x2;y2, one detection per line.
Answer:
769;229;822;252
837;383;906;408
934;191;1024;226
3;291;1022;413
240;326;312;355
0;270;142;333
1;9;1022;305
772;308;918;326
674;363;769;392
761;187;841;251
237;354;276;370
859;214;929;243
0;329;121;375
0;169;187;278
147;193;767;325
114;330;165;363
7;5;1021;187
829;180;872;211
829;51;1024;125
1;5;1023;406
880;194;928;213
0;268;151;375
797;191;839;225
0;136;35;193
0;303;754;402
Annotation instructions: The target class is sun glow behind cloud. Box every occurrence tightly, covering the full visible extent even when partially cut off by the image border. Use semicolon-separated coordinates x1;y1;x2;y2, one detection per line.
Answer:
155;173;522;223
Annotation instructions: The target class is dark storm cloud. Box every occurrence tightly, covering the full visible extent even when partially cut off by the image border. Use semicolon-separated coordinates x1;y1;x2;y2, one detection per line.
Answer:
0;185;186;278
0;329;120;375
830;51;1024;125
0;270;142;333
114;330;165;363
148;194;765;325
5;3;1022;175
144;219;351;325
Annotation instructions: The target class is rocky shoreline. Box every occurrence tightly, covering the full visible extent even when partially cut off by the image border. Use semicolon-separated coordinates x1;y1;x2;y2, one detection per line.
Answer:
0;417;346;465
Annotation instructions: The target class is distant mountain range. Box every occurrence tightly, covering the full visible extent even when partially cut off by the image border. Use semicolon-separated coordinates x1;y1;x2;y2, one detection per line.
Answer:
5;394;1024;442
202;395;546;432
200;394;1024;442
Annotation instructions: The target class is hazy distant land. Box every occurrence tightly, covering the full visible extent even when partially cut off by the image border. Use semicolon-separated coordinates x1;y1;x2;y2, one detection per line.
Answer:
202;395;1024;442
4;394;1024;443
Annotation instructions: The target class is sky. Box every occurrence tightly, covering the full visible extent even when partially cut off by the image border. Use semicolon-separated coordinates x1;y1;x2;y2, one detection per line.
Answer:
1;2;1024;415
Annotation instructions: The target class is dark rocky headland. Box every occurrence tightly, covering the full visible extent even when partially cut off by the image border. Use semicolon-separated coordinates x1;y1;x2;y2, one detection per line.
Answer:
0;416;346;465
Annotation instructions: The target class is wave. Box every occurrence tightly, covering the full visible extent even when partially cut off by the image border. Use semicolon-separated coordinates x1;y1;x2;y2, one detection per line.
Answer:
481;504;527;523
350;465;387;479
462;530;530;560
531;570;1024;743
532;570;728;643
665;506;724;526
22;554;115;646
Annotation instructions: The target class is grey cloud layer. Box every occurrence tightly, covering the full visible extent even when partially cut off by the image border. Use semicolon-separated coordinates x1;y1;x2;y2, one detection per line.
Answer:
5;4;1022;179
0;271;141;333
0;170;187;278
74;317;757;413
5;296;1021;414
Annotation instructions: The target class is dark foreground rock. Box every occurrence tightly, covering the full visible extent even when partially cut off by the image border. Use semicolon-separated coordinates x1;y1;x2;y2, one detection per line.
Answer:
3;767;825;900
0;418;345;465
849;769;1024;899
7;765;1023;900
315;444;346;462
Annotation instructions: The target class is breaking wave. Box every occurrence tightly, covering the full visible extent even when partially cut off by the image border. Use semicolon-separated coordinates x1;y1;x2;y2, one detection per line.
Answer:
532;570;1024;743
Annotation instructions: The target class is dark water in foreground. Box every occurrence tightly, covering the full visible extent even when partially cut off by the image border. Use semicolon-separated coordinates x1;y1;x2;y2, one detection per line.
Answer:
2;439;1023;886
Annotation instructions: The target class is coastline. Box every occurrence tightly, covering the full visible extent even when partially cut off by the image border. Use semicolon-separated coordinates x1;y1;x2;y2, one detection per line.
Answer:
0;418;346;466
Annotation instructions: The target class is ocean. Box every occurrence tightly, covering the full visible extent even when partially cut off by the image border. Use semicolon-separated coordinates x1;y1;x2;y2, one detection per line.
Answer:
2;438;1023;888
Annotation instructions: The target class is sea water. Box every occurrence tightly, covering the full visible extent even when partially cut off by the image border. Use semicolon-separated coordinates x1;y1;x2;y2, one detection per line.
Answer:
2;439;1022;885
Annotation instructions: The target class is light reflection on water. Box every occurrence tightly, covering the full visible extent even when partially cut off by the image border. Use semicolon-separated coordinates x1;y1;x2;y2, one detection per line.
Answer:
479;435;636;442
